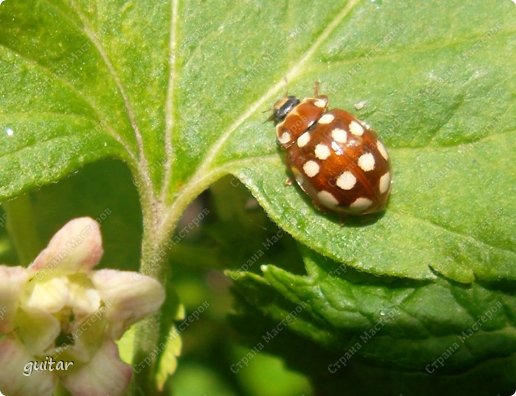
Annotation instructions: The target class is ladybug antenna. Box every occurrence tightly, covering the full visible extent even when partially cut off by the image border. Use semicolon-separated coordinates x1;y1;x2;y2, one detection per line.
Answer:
283;76;289;97
262;106;274;123
264;111;275;124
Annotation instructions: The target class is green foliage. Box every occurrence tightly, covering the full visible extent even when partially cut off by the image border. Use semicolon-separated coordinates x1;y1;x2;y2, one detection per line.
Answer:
0;0;515;395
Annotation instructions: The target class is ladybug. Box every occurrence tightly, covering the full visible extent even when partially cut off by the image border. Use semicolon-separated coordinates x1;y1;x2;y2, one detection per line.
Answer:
270;85;391;215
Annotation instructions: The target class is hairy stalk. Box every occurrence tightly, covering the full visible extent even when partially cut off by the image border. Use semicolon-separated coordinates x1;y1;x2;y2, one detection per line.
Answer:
131;171;183;395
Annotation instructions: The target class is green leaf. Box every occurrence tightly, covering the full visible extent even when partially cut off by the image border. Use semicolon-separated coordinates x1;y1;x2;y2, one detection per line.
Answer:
1;0;515;393
228;246;516;394
155;287;184;391
1;1;514;282
227;0;516;283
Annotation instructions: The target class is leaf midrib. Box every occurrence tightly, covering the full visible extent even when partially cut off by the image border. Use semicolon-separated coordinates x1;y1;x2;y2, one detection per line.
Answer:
160;0;179;202
160;0;362;233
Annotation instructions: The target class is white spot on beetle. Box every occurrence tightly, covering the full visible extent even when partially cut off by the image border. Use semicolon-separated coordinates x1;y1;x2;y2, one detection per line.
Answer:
331;128;347;143
349;121;364;136
349;197;372;211
314;144;331;160
336;171;357;190
376;140;389;160
297;131;311;147
303;160;320;177
318;113;335;124
317;190;339;208
358;153;375;171
379;172;391;194
278;131;291;144
314;98;327;108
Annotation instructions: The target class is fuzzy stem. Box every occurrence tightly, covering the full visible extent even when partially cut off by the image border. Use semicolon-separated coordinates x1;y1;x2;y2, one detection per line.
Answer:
130;163;212;393
132;202;174;395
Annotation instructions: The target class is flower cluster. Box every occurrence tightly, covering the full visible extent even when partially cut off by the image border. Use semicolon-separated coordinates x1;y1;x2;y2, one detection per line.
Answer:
0;218;165;396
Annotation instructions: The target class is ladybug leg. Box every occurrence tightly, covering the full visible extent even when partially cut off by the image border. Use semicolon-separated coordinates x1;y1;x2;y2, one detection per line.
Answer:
312;200;325;212
283;178;293;187
313;80;321;96
313;81;328;104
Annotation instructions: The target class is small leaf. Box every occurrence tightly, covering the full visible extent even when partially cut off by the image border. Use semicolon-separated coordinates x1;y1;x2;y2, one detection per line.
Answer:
155;325;182;391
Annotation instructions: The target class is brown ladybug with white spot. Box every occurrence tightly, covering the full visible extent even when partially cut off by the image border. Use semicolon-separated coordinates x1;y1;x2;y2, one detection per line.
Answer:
270;85;391;215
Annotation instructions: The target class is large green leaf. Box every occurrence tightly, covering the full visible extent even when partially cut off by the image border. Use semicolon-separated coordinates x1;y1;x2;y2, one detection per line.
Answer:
228;246;516;394
1;0;514;283
230;246;516;368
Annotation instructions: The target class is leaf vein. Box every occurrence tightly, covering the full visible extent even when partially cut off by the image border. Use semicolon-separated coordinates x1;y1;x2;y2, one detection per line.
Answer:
424;94;466;146
0;133;102;161
0;41;136;163
391;210;515;256
162;0;361;226
64;0;153;188
161;0;179;201
391;128;515;151
317;28;516;68
0;111;99;123
199;0;361;172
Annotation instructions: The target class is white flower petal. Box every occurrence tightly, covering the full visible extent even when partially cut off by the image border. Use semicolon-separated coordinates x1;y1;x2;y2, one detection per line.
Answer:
0;265;28;332
23;276;69;313
16;309;61;356
68;278;101;317
66;320;106;363
61;339;131;396
91;270;165;338
30;217;103;274
0;337;56;396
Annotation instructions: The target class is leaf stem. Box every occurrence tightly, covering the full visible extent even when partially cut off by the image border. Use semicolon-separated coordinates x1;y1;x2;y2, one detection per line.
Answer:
130;155;233;392
132;193;174;394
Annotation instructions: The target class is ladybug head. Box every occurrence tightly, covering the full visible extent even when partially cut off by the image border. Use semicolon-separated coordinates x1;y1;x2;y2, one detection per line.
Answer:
269;96;300;125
